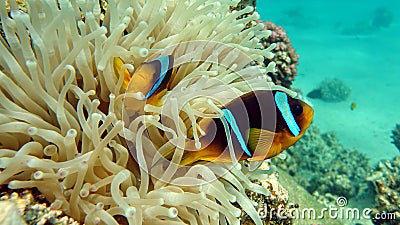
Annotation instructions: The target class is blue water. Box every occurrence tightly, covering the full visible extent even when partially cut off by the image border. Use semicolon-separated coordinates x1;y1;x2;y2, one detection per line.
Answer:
258;1;400;165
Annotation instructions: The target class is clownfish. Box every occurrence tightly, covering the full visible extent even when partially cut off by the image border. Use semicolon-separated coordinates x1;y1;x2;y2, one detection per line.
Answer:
115;56;314;166
115;55;174;116
178;90;314;165
115;56;173;97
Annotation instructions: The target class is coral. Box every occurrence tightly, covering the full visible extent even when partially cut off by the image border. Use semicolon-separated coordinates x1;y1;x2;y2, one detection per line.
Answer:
0;0;292;224
338;7;393;35
257;20;300;88
275;126;370;202
368;156;400;225
391;124;400;152
0;188;79;224
230;0;256;12
372;7;393;28
307;78;351;102
4;0;27;12
240;162;293;225
0;201;26;225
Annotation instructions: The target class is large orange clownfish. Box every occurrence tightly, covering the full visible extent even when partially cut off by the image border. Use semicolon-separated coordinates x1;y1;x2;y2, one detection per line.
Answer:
179;90;314;165
116;56;314;166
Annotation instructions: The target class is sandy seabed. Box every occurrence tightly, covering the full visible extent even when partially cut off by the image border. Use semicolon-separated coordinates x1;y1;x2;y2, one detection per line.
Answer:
259;0;400;165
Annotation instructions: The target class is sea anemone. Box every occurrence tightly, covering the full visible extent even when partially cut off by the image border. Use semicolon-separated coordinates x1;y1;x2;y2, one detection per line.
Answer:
0;0;294;224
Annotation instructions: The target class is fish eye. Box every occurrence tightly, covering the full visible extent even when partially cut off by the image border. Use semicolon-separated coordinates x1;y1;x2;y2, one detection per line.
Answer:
292;104;303;116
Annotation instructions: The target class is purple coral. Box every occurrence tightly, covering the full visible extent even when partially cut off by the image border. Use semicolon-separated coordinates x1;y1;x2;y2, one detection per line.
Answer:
258;20;300;88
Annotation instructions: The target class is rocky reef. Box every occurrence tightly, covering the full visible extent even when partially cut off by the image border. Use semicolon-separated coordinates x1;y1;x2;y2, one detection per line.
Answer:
258;20;300;88
240;162;293;225
0;188;79;225
372;7;394;29
307;78;351;102
276;126;370;203
338;6;394;35
368;156;400;225
391;124;400;152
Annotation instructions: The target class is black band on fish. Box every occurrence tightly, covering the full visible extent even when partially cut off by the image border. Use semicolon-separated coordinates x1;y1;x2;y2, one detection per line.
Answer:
144;55;173;99
274;91;301;136
222;108;252;157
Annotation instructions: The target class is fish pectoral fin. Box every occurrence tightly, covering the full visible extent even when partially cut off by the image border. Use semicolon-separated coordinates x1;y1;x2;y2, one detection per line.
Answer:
247;128;281;160
247;143;282;161
247;128;274;151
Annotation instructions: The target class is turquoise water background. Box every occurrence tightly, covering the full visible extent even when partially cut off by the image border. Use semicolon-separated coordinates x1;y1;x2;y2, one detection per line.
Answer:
258;1;400;165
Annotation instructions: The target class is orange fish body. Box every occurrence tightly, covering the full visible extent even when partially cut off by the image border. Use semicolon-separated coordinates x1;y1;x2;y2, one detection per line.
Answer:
116;56;173;117
180;90;314;165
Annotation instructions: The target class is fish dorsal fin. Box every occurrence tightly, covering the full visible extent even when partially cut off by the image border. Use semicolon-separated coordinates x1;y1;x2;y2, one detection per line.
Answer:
144;55;173;99
274;91;300;136
222;108;252;157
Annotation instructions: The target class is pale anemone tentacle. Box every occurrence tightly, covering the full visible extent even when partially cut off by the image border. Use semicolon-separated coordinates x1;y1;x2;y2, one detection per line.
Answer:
0;0;292;224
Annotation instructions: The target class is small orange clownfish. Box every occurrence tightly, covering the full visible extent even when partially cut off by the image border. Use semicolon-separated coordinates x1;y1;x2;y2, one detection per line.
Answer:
115;55;174;116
